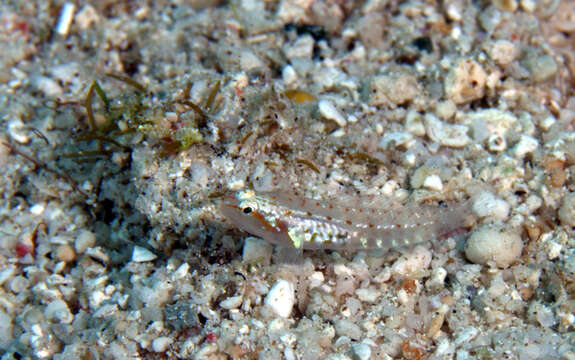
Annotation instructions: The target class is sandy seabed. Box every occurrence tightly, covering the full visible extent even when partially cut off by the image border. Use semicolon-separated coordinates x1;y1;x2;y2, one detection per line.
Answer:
1;0;575;359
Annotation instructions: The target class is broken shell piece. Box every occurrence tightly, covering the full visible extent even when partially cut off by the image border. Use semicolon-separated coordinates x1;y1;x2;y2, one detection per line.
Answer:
318;100;346;127
264;280;295;318
444;59;487;104
424;113;470;148
132;246;157;262
487;134;507;152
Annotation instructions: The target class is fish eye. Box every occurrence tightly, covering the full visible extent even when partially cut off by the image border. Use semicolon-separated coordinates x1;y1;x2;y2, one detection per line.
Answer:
242;207;252;214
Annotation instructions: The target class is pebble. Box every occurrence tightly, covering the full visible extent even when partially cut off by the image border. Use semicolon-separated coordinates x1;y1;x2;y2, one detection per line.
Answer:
152;337;173;352
465;224;523;268
446;3;462;21
424;113;471;148
334;319;362;340
357;13;385;48
355;287;379;303
467;109;517;143
444;59;487;104
195;342;218;359
31;75;64;97
405;110;426;136
0;134;9;166
378;131;414;149
0;266;16;287
8;275;30;293
44;299;74;324
85;246;110;264
391;246;432;276
308;271;325;289
472;192;510;220
0;310;11;349
55;2;76;36
240;50;264;71
454;327;479;346
435;100;456;120
352;342;371;360
423;174;443;191
516;194;542;215
541;233;562;259
282;65;297;85
487;40;519;66
189;163;212;190
325;354;352;360
75;230;97;254
220;295;243;310
511;135;538;158
369;73;419;108
264;280;295;318
521;54;558;83
93;303;119;318
558;192;575;227
314;66;348;90
284;35;314;59
75;4;100;30
242;237;273;265
56;244;76;263
318;100;347;127
487;134;507;152
563;252;575;279
527;302;556;328
173;262;190;279
131;246;157;262
426;267;447;290
492;0;517;12
539;116;556;131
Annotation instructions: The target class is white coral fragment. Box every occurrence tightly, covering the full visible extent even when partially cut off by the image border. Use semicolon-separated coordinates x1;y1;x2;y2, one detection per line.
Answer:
424;113;470;148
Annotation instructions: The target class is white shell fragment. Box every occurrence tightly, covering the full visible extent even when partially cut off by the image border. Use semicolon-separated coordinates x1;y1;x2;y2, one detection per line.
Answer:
242;237;273;265
392;246;432;276
369;73;419;108
511;135;538;158
444;59;487;104
264;280;295;318
487;40;519;66
378;131;414;150
220;295;243;310
465;224;523;268
423;174;443;191
487;134;507;152
131;246;157;262
240;50;265;70
75;230;97;254
335;318;362;340
405;110;426;136
56;2;76;36
472;192;510;220
467;109;517;143
282;65;297;85
318;100;347;127
424;113;471;148
527;302;557;328
352;342;372;360
45;299;74;324
152;337;173;352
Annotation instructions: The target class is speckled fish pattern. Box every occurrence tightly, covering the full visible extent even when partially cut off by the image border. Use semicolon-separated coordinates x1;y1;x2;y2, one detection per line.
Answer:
220;190;475;250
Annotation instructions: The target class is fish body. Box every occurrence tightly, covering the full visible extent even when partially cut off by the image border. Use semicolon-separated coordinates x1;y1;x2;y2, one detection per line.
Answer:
220;190;474;251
